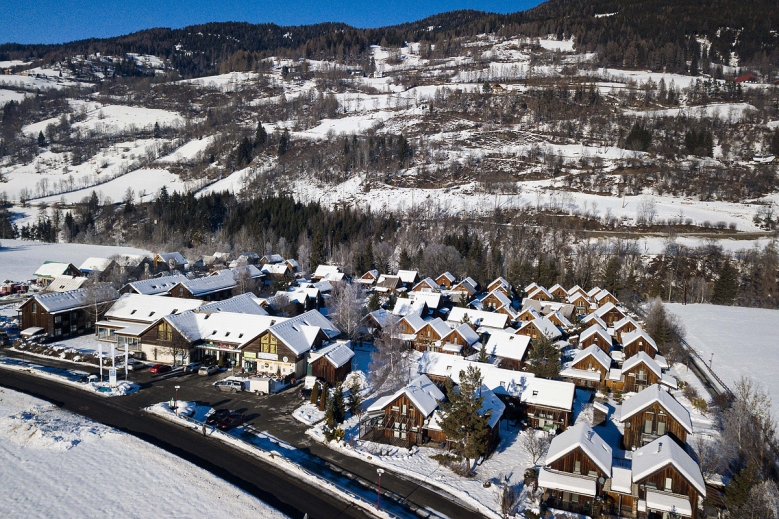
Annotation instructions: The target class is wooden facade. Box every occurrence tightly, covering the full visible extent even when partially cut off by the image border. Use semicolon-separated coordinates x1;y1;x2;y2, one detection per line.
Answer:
570;356;608;386
310;355;352;385
482;291;507;310
136;318;193;363
543;447;607;514
621;402;688;450
614;321;639;343
623;338;657;359
20;299;93;339
597;306;625;326
621;361;660;394
412;322;448;352
634;464;701;519
579;331;611;354
360;393;429;448
435;273;455;289
595;292;619;307
169;283;234;302
524;403;571;431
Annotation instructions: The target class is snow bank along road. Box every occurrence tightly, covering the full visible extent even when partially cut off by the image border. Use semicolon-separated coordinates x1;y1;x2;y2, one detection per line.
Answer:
0;368;370;519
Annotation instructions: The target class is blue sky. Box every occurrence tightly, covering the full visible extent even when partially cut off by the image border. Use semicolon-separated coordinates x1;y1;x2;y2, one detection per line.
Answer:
1;1;544;45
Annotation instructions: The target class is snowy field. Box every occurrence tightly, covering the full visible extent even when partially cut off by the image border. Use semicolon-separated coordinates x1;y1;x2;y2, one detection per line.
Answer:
0;238;151;281
39;167;189;204
0;388;288;519
665;303;779;405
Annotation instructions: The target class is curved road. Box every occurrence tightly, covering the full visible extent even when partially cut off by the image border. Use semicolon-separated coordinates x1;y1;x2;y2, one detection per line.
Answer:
0;369;370;519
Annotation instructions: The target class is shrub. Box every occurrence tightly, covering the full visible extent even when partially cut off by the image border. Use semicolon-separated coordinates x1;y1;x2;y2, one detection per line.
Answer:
692;397;709;415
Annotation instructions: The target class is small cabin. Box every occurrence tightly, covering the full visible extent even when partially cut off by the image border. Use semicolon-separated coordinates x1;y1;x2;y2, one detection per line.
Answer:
619;384;692;450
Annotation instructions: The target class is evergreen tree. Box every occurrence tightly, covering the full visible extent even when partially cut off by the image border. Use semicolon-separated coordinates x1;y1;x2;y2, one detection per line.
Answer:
724;460;759;517
255;122;267;147
625;122;652;151
347;378;363;416
310;227;325;270
332;383;346;424
37;131;46;147
277;130;290;156
526;335;561;379
601;256;621;295
437;365;490;475
367;292;380;312
153;121;161;138
712;260;738;305
310;381;320;405
398;248;412;270
319;381;329;411
770;130;779;157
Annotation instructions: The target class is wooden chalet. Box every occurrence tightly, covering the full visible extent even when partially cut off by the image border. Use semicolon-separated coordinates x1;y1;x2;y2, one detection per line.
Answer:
619;384;693;450
435;272;456;289
592;302;625;326
153;252;188;272
487;277;511;297
308;341;354;385
622;329;658;359
616;352;662;393
516;317;562;341
412;277;439;292
481;289;512;311
396;269;420;288
355;269;379;286
567;292;592;316
520;378;575;432
169;270;237;302
630;436;706;518
439;323;480;356
613;316;640;343
592;289;619;308
478;331;531;370
34;262;81;286
527;286;553;302
539;422;613;516
517;306;542;322
78;257;119;281
560;345;611;389
412;318;452;352
19;286;120;340
375;274;402;293
579;324;612;354
548;284;568;300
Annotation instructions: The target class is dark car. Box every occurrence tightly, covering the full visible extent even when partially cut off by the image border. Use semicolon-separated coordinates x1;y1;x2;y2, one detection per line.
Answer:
184;362;202;374
205;408;231;426
149;364;172;374
217;412;245;431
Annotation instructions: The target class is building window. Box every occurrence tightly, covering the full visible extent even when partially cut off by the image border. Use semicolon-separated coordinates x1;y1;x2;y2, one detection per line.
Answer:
55;315;62;323
158;322;172;341
574;460;581;474
32;303;38;313
70;324;77;333
55;328;62;336
657;420;666;435
260;334;277;354
665;477;673;492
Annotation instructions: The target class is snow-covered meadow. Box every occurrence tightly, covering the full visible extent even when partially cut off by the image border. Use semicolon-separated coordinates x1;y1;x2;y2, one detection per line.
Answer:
0;388;288;519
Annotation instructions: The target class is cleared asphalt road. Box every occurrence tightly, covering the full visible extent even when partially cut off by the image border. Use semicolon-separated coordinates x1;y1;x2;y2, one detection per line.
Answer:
0;351;487;519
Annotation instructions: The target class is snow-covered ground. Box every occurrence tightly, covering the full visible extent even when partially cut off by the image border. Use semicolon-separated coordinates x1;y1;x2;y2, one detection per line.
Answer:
0;238;151;281
0;388;288;518
23;103;184;137
0;88;28;106
665;303;779;405
39;167;188;203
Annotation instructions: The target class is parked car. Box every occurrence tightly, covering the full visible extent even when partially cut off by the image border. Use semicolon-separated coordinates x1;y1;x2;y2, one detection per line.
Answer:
0;332;9;347
149;364;172;374
184;362;202;374
205;408;231;426
214;379;244;393
126;359;145;371
216;412;245;431
198;365;219;376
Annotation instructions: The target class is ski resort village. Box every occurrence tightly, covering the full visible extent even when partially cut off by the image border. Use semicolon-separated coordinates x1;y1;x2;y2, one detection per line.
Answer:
1;244;767;519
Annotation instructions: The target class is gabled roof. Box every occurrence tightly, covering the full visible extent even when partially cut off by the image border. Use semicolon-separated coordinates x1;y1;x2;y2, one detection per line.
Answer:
261;263;290;275
524;282;539;293
422;317;452;339
447;307;508;329
122;274;189;295
34;262;78;279
489;276;511;291
620;384;692;433
364;309;398;329
30;285;120;313
546;422;612;475
269;310;340;355
78;257;114;273
392;298;426;317
106;293;203;323
262;253;285;264
571;344;612;371
632;435;706;496
593;302;624;319
548;283;567;295
614;315;641;332
43;276;88;292
527;286;553;300
285;258;301;270
375;275;401;291
519;317;562;339
179;270;236;296
593;289;616;302
197;293;268;316
580;324;612;346
156;252;188;266
409;291;442;309
413;277;439;291
567;291;590;304
450;279;477;295
166;311;280;347
367;374;444;416
548;310;573;328
436;271;456;284
309;341;354;368
568;285;585;295
355;269;379;284
463;277;478;289
396;270;419;284
444;323;481;346
518;305;542;320
621;329;658;351
478;330;531;361
587;286;602;297
484;288;511;308
521;377;575;411
622;351;662;379
313;264;342;277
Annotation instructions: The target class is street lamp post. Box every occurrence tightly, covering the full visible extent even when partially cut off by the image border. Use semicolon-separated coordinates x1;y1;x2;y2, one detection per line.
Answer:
375;468;384;510
174;385;180;412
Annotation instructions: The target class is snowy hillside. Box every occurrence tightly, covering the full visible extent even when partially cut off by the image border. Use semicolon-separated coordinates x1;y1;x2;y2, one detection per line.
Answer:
0;387;288;519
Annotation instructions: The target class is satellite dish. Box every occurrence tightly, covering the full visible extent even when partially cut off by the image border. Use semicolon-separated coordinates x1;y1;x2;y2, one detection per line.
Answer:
598;477;605;484
283;356;289;362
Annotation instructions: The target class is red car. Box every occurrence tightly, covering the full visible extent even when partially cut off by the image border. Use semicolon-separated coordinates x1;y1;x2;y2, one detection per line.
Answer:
217;412;245;431
149;364;172;374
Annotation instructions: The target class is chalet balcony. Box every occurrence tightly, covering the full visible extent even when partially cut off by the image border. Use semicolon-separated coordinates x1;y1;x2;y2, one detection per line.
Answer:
641;432;660;445
358;413;421;448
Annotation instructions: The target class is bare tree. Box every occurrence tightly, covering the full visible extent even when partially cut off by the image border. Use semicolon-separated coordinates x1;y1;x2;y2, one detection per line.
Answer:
368;321;412;393
519;428;551;465
692;434;723;479
329;281;366;342
232;266;257;295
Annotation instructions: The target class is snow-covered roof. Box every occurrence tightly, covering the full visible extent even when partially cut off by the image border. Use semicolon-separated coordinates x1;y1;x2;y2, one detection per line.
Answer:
581;313;608;330
34;262;77;279
309;341;354;368
78;257;114;273
484;289;511;308
123;274;189;295
437;272;456;284
477;330;530;361
611;467;632;494
568;285;585;295
567;291;590;304
593;302;623;319
166;311;281;347
447;307;508;329
269;310;340;355
518;306;542;320
413;277;439;291
179;270;236;296
43;276;88;292
571;344;612;371
400;313;427;332
621;329;658;351
549;310;573;328
489;276;510;291
262;254;284;264
622;351;662;379
527;286;553;301
392;298;426;317
261;263;289;275
426;318;452;339
521;377;575;411
594;289;615;302
450;279;477;295
375;275;401;292
580;324;612;347
313;264;342;277
114;254;149;267
396;270;419;284
645;490;692;516
156;252;188;266
587;286;602;297
632;435;706;496
409;291;442;309
524;282;539;293
546;421;612;475
518;317;562;339
32;285;119;313
614;315;640;331
106;293;203;323
418;351;534;399
548;283;567;295
367;374;444;417
197;293;268;316
538;468;596;496
285;258;300;270
356;269;378;284
620;384;692;433
364;309;398;329
559;366;602;382
445;323;481;346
